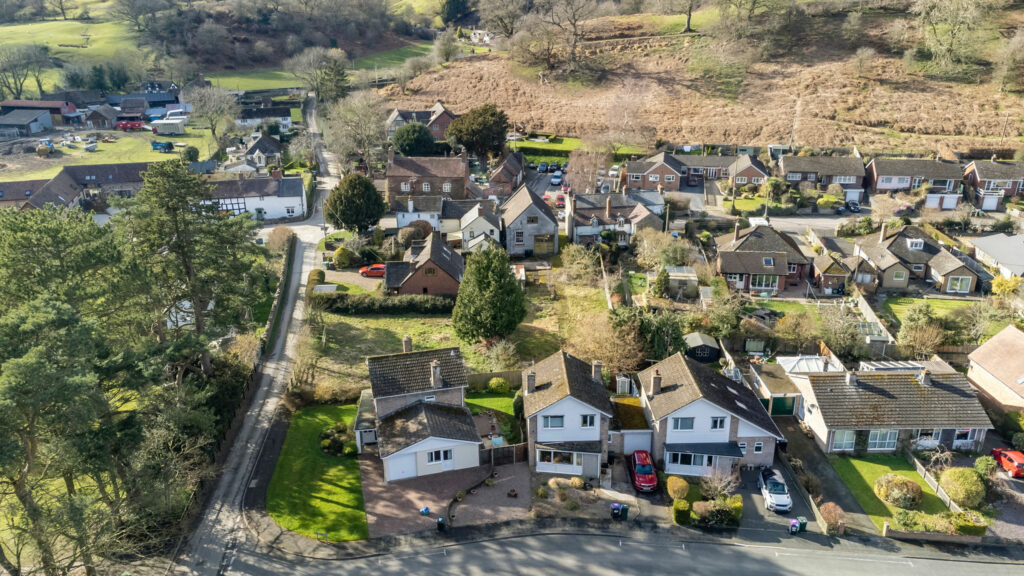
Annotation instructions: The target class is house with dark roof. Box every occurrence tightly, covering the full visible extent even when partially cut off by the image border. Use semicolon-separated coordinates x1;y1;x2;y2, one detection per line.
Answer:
853;224;976;293
964;159;1024;198
42;90;106;108
523;351;614;477
715;224;810;293
500;185;559;256
623;152;737;191
779;155;866;202
637;353;782;475
234;106;293;130
812;252;852;296
209;175;306;220
866;158;965;211
0;109;52;136
385;101;457;140
357;337;481;482
243;134;283;168
487;151;525;197
967;325;1024;412
791;369;990;454
385;148;470;203
567;193;663;246
384;232;464;295
727;155;769;189
0;161;150;210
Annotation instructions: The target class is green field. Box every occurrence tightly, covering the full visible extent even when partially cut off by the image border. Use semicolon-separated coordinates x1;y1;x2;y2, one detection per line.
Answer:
0;128;217;182
882;296;1010;340
206;69;299;91
830;454;948;531
352;41;433;70
265;404;369;541
511;135;647;162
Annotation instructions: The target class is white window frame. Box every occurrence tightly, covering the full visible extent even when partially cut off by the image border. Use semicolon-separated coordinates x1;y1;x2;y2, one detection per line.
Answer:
893;270;907;281
912;264;924;272
711;416;726;430
831;430;856;451
649;174;660;182
443;182;452;193
427;449;453;464
738;442;747;455
514;230;524;245
542;415;564;429
907;239;925;250
833;175;856;184
787;264;798;274
867;429;898;451
754;442;763;454
786;172;802;181
751;177;764;185
401;182;411;192
630;174;641;181
672;417;694;431
422;182;431;192
726;273;742;282
763;257;774;267
581;414;596;428
948;276;972;293
665;174;676;182
735;176;748;185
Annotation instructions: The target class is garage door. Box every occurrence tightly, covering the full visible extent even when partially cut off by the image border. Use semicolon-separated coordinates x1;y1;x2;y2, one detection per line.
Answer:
623;431;652;455
771;396;796;416
534;234;554;255
385;453;416;481
844;189;861;202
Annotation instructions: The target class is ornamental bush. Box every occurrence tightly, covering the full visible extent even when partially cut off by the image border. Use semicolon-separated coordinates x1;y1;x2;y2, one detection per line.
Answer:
672;499;691;525
939;468;986;509
974;456;998;479
570;477;585;489
726;494;743;523
487;377;511;394
333;245;359;268
667;476;690;501
873;473;923;509
819;502;846;535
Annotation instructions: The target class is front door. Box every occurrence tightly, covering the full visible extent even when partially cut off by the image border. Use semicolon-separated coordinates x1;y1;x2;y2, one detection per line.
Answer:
442;449;454;471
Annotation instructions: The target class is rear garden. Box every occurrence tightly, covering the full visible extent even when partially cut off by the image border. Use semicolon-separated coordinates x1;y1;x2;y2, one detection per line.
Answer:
509;134;647;166
882;296;1011;340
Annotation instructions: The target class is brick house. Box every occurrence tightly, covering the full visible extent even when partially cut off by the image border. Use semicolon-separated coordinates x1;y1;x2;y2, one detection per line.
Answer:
964;159;1024;210
967;325;1024;412
384;232;464;295
866;158;965;210
714;224;810;293
778;155;866;202
637;353;783;475
727;155;770;188
487;151;525;198
385;148;470;203
623;152;737;191
812;253;851;296
385;101;458;141
854;224;977;293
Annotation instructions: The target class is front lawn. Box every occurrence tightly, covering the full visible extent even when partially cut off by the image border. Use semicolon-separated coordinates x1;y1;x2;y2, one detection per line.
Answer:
316;230;354;252
723;197;767;212
882;296;1010;340
266;404;368;541
829;454;947;531
465;392;514;416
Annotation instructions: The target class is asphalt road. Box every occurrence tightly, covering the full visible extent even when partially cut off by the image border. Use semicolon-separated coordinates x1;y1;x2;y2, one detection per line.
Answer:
224;533;1021;576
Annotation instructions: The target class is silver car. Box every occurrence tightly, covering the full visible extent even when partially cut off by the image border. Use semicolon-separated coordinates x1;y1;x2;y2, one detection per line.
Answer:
758;468;793;513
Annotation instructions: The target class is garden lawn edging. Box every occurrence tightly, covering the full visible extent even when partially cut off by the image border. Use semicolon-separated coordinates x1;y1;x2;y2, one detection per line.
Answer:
882;522;982;545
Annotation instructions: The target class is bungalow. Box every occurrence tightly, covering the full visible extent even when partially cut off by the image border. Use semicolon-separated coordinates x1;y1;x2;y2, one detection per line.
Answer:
384;232;464;296
500;185;559;257
386;101;458;141
792;369;991;454
964;159;1024;199
779;155;866;202
487;151;525;197
567;193;663;246
967;325;1024;413
715;224;810;293
637;353;783;476
623;152;737;192
0;99;77;126
854;224;976;293
969;233;1024;278
358;339;480;482
0;109;52;136
209;176;306;220
523;351;614;478
727;155;770;189
385;148;470;203
235;106;293;130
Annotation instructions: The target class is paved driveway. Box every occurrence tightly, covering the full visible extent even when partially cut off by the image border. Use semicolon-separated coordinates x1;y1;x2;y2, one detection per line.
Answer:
323;269;382;292
738;467;818;537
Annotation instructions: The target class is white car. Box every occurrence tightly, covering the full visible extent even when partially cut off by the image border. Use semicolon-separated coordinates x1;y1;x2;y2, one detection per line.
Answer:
557;210;566;220
758;468;793;513
609;164;620;178
550;171;563;186
597;166;607;176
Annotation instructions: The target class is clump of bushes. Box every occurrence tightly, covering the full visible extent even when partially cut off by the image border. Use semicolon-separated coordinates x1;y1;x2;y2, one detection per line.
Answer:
305;268;326;300
667;476;690;501
487;377;511;395
564;499;580;511
892;509;987;536
536;487;549;499
316;293;456;314
570;477;585;489
692;496;741;529
974;456;998;479
672;499;691;525
333;245;359;268
318;421;355;457
873;473;923;509
819;502;846;535
939;467;985;509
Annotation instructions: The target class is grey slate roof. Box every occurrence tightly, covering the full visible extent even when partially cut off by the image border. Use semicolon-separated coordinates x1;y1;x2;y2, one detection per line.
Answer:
392;195;443;213
388;155;466;179
366;346;467;398
806;371;991;430
684;332;719;349
675;154;737;169
971;233;1024;276
535;441;604;453
239;106;291;120
716;225;810;265
730;154;768;176
970;160;1024;181
209;176;303;199
637;353;782;438
0;109;48;125
501;184;556;227
624;151;684;175
523;351;614;418
384;261;414;289
406;232;464;283
377;401;480;457
663;442;744;458
870;158;963;180
781;155;865;177
245;134;283;156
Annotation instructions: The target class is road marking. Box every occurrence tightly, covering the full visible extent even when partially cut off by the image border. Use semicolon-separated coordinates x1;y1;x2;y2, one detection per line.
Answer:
774;551;913;566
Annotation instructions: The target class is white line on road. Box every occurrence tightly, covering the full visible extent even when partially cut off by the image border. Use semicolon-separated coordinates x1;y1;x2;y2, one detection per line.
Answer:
774;551;913;567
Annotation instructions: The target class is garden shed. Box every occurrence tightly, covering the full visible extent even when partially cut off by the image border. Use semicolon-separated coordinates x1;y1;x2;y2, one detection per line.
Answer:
683;332;720;363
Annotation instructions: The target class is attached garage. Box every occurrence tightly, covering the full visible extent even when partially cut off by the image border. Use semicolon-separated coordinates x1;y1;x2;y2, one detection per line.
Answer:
622;430;653;455
383;453;417;481
377;401;482;483
533;234;556;255
844;188;863;203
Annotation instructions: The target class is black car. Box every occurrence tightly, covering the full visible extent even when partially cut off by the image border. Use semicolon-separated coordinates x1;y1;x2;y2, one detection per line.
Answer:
561;162;569;171
846;200;861;213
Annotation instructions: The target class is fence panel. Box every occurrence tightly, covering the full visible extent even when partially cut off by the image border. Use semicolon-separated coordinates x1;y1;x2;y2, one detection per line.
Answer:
467;370;523;390
480;442;527;467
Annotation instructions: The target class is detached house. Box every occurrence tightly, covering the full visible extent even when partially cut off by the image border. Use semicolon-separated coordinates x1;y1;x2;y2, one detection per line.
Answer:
779;155;866;202
355;338;481;482
637;353;783;476
386;101;458;141
964;159;1024;197
967;325;1024;412
235;106;293;130
243;134;283;168
500;185;559;257
487;152;525;198
524;351;614;478
854;224;977;293
385;149;470;203
727;155;770;189
623;152;737;191
384;232;464;296
567;193;663;246
715;224;810;293
792;369;990;454
970;233;1024;278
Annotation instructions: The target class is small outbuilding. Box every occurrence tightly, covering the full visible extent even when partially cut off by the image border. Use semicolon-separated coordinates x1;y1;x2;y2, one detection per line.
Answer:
648;265;699;299
683;332;720;363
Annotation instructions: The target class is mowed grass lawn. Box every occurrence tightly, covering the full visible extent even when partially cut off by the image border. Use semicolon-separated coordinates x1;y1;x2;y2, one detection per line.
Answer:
882;296;1010;339
745;299;821;323
352;41;433;69
723;197;767;212
206;69;299;91
829;454;947;531
0;128;217;182
266;404;368;541
465;392;514;416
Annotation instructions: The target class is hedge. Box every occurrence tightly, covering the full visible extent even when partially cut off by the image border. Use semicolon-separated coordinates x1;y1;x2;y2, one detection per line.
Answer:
950;511;988;536
667;476;690;501
305;268;326;301
939;468;985;509
672;499;691;525
314;292;456;314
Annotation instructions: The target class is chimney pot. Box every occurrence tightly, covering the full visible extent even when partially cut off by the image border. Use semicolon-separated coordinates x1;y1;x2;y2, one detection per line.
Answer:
592;360;603;383
734;221;741;242
652;369;662;396
526;371;536;394
402;335;412;353
917;369;931;387
430;359;442;389
845;371;856;386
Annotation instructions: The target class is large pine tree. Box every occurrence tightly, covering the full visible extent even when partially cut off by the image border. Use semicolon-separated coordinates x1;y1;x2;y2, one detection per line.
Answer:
452;247;526;342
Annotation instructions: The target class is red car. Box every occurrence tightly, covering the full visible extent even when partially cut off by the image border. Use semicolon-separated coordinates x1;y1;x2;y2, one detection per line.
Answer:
628;450;658;492
359;263;386;277
556;194;566;208
992;448;1024;478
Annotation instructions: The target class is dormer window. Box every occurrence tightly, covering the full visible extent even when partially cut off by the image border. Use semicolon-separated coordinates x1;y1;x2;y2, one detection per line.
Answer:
763;257;774;267
590;216;599;226
907;239;924;250
617;216;625;226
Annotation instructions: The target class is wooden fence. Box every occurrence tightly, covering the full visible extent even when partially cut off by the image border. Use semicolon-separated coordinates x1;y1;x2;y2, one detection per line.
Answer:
480;442;528;467
467;370;523;390
904;451;964;514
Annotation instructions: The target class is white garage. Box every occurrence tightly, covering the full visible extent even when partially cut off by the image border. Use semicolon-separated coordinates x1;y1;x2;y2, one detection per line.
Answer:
384;453;417;481
377;402;482;483
622;430;653;455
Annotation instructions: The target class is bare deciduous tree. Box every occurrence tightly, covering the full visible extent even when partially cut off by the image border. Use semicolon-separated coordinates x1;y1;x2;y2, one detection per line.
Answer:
534;0;601;72
911;0;1008;68
324;90;389;164
284;46;349;97
853;46;877;76
181;86;239;146
46;0;75;19
700;468;739;500
479;0;529;38
0;45;34;100
992;27;1024;91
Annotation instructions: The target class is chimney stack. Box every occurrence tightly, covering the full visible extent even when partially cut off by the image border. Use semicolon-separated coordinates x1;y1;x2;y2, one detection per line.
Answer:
592;360;603;382
917;369;932;387
845;370;856;386
526;371;536;395
605;196;612;219
430;359;442;388
388;147;395;165
878;221;887;244
651;369;662;396
734;221;741;242
477;206;483;216
408;199;415;214
402;335;412;353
